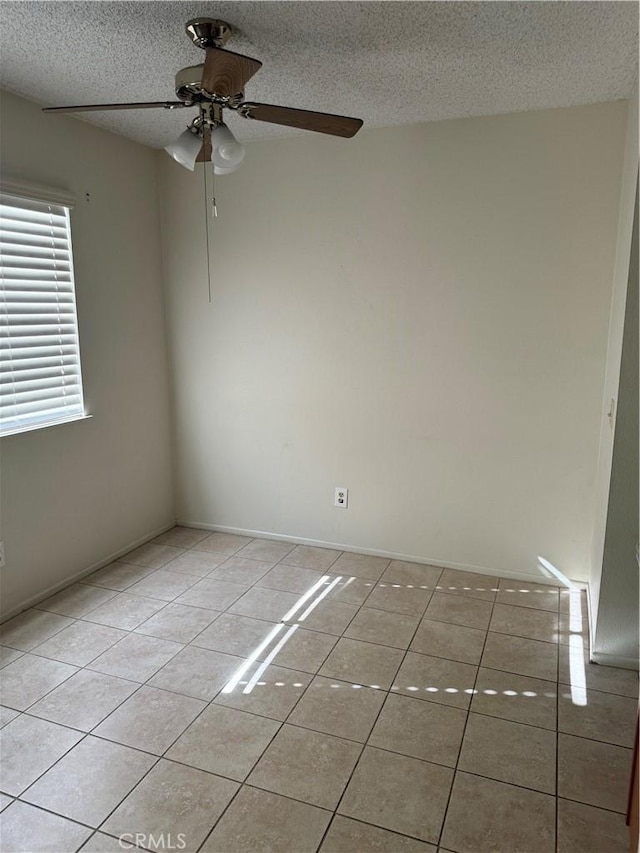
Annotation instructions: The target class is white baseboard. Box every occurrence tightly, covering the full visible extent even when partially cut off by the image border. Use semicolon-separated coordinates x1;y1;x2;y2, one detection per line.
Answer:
0;520;176;623
6;516;591;625
177;519;584;588
589;651;639;670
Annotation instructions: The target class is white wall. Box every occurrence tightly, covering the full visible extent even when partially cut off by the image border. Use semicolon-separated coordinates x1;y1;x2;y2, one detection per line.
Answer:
591;190;637;668
158;101;628;584
0;91;174;617
589;79;639;661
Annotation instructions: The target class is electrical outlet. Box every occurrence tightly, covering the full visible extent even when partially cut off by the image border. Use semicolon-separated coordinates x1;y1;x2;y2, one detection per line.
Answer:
334;487;348;508
0;541;5;568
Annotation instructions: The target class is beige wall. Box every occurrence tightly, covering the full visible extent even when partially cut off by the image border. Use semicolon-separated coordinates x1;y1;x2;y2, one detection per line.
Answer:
0;91;174;617
589;80;639;664
159;101;627;584
593;191;637;667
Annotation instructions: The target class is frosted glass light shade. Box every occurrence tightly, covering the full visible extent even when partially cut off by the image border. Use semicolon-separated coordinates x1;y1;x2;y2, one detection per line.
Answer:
214;163;240;175
211;123;245;169
165;128;202;171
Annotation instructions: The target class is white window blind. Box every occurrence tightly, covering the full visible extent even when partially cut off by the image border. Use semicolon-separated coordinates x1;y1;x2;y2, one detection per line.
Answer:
0;192;85;435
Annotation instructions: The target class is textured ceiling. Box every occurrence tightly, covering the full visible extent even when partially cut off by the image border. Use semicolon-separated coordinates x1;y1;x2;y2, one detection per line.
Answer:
0;1;637;149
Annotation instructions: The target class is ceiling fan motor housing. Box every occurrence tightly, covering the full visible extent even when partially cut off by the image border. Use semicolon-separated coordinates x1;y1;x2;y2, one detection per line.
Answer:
175;65;207;102
179;18;237;102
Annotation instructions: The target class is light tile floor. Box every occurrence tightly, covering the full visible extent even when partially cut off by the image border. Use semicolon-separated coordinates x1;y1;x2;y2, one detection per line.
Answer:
0;528;638;852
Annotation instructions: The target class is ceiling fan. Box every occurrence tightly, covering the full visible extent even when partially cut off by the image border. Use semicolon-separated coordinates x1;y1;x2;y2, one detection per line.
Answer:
43;18;364;173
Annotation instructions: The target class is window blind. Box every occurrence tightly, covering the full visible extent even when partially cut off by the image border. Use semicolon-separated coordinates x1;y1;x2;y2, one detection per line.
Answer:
0;192;85;435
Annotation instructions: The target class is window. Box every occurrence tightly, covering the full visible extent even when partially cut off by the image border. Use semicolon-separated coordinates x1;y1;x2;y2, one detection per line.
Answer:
0;187;86;436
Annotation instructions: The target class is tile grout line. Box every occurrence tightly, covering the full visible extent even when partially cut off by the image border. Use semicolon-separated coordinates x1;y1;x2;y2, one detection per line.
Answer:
187;537;345;853
12;742;633;826
313;567;441;851
8;639;634;812
3;532;636;850
3;571;631;736
435;580;499;850
194;540;353;853
10;539;260;848
91;687;271;848
0;548;581;646
6;541;255;833
8;700;603;806
12;643;202;825
3;799;122;845
224;541;380;853
12;776;630;853
2;599;586;658
10;642;634;702
2;619;632;733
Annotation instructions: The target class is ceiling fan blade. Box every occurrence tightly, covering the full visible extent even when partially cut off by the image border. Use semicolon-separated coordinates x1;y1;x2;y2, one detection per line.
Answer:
237;102;363;138
201;47;262;98
196;127;212;162
42;101;189;114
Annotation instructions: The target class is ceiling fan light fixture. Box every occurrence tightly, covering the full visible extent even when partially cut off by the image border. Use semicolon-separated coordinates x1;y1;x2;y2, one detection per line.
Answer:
165;126;203;170
211;122;245;169
214;164;240;175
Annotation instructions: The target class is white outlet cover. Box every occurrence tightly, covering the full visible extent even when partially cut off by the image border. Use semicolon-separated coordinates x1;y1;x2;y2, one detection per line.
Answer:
334;487;348;508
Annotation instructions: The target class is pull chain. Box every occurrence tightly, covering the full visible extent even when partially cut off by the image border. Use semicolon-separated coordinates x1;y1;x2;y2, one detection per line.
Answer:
203;147;213;303
211;158;218;219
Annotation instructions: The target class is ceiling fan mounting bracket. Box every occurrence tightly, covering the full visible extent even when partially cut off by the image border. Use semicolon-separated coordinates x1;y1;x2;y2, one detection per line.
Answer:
185;18;233;49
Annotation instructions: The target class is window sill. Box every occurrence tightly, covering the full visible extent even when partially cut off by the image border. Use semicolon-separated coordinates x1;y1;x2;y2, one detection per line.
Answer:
0;413;93;438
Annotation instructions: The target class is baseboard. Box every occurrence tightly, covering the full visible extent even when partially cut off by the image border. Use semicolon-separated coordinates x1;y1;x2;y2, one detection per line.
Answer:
5;516;591;624
177;519;585;588
589;651;640;671
0;520;176;623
